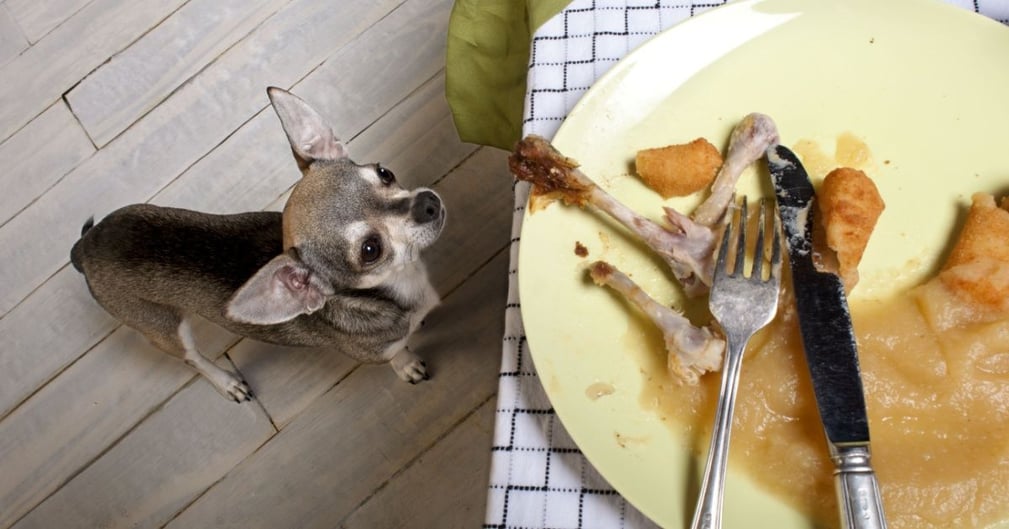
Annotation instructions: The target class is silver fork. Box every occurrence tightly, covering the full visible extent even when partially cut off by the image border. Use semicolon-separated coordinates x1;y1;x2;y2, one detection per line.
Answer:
689;197;782;529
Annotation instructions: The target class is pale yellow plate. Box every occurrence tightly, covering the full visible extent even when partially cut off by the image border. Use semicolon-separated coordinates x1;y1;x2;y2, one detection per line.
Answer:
518;0;1009;527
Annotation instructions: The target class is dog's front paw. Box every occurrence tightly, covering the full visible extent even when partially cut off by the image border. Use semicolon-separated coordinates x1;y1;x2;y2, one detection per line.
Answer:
390;349;430;384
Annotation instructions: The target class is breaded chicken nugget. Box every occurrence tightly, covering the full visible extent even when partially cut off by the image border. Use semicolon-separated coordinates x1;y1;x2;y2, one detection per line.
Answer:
939;193;1009;311
818;167;885;288
635;138;722;198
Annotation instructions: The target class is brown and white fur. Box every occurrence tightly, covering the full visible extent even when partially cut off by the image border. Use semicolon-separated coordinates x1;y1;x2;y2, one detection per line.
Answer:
70;87;446;402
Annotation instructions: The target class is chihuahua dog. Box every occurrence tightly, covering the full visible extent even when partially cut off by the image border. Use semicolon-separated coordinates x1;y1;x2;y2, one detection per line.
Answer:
70;87;445;402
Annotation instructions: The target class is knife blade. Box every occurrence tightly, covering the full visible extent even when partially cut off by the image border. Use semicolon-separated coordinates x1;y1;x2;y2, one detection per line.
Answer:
766;144;887;529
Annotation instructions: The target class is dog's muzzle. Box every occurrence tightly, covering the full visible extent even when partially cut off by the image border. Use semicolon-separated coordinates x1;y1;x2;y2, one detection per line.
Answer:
411;190;443;224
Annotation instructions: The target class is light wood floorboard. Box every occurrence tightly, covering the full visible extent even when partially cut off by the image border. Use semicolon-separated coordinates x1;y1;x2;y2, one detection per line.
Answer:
65;0;292;147
13;365;277;529
3;0;91;44
0;4;28;66
0;0;509;527
0;318;241;528
0;0;188;142
0;101;94;227
343;399;497;529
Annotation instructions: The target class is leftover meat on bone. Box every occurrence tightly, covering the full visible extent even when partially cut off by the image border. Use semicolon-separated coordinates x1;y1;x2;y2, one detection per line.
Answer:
509;114;779;384
510;114;778;296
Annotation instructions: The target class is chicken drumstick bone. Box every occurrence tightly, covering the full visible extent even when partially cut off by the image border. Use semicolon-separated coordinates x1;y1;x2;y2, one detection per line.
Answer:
510;114;779;296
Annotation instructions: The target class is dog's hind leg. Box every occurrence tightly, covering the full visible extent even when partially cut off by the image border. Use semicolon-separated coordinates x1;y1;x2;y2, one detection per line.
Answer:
171;318;253;402
102;295;253;402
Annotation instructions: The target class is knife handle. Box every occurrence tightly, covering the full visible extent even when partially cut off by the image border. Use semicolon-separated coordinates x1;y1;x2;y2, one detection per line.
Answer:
831;445;888;529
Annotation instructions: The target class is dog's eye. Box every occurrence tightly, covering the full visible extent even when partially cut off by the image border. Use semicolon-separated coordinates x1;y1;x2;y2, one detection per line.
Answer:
361;237;382;264
376;165;395;185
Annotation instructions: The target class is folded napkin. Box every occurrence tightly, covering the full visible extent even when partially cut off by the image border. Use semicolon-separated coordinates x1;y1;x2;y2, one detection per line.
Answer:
483;1;1009;528
445;0;571;150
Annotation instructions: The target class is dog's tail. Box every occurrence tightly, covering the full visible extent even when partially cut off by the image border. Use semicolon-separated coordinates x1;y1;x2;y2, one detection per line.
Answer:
70;216;95;273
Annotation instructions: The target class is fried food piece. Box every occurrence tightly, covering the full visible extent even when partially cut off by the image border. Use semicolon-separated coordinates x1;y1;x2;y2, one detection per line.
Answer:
817;167;885;289
588;261;723;384
938;193;1009;312
943;193;1009;269
635;138;722;198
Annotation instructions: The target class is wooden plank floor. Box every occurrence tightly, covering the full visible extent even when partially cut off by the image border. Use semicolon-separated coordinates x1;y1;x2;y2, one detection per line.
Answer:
0;0;510;527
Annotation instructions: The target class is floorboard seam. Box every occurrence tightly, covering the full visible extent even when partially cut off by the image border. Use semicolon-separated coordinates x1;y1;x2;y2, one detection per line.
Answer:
339;391;498;526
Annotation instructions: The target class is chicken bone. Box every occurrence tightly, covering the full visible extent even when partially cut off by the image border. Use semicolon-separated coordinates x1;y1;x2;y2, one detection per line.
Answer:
510;114;779;297
510;135;713;296
589;261;724;384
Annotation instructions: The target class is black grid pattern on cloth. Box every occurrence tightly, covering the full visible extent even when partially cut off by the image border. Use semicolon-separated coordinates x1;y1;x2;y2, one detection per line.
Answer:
523;1;724;132
485;1;1009;529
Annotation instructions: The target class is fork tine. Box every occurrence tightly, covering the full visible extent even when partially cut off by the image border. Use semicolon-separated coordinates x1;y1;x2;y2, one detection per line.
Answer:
751;198;766;280
715;208;733;279
733;197;747;276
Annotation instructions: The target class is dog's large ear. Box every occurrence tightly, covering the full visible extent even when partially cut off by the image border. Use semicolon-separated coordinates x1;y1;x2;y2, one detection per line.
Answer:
267;86;348;170
225;251;333;325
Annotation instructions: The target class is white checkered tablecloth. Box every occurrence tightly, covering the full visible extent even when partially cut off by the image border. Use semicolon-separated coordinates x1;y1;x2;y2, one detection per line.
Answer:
483;1;1009;528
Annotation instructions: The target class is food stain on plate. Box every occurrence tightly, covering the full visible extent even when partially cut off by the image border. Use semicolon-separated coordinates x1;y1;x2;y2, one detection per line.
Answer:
614;431;649;449
585;381;615;400
621;316;668;381
792;132;875;181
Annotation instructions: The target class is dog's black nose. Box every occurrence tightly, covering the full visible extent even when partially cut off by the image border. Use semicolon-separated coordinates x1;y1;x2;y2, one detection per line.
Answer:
411;191;442;223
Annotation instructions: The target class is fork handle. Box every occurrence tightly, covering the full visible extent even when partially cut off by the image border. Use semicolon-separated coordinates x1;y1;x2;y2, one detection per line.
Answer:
689;338;747;529
832;445;888;529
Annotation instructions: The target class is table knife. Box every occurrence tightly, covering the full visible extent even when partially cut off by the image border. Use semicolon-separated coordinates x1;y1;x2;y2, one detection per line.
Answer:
766;144;888;529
